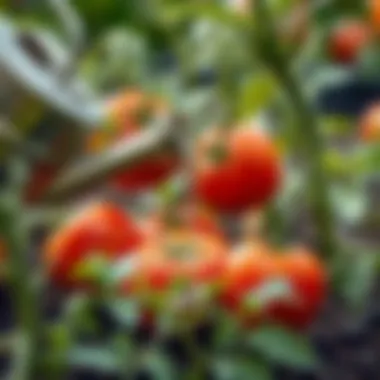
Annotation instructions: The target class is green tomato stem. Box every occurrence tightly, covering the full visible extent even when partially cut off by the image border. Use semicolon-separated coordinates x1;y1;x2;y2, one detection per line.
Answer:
253;0;336;259
0;158;41;379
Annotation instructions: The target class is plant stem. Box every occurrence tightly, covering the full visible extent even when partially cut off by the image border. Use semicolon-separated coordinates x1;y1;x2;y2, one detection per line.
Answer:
253;0;336;259
0;158;40;379
265;201;286;246
184;330;206;380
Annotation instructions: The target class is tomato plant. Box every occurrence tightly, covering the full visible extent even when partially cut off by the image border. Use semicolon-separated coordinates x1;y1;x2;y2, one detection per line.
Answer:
0;0;379;379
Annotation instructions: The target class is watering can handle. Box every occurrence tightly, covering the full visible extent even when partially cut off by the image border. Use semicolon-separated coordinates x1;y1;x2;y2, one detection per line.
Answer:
47;0;86;81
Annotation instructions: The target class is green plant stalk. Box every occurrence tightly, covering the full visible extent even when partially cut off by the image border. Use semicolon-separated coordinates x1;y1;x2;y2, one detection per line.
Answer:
0;159;41;380
265;201;286;246
184;330;206;380
253;0;336;258
1;208;39;379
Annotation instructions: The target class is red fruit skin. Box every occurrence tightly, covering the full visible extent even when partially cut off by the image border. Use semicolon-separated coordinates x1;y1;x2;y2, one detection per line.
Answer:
112;150;177;191
194;128;281;213
127;229;227;296
220;244;277;326
267;246;327;329
359;103;380;142
44;202;142;289
88;90;178;192
329;20;370;64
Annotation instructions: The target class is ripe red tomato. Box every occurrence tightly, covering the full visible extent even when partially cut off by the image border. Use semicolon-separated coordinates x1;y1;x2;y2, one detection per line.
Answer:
359;103;380;142
220;242;277;325
88;90;178;191
370;0;380;33
127;229;227;296
44;202;142;288
267;246;327;329
329;20;371;64
194;127;281;213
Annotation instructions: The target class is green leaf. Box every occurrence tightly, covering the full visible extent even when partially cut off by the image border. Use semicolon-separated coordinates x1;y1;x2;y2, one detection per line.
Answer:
108;299;141;329
109;256;138;285
330;184;368;226
248;325;319;370
238;71;278;118
213;311;242;350
71;254;110;283
162;2;252;29
354;145;380;174
320;116;353;138
339;251;379;310
213;357;273;380
68;346;120;373
142;350;176;380
48;323;71;351
157;176;187;207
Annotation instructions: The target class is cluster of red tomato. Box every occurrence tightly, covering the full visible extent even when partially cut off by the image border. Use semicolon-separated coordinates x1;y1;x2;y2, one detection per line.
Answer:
43;90;326;331
329;1;380;65
88;90;282;212
328;1;380;142
44;201;326;330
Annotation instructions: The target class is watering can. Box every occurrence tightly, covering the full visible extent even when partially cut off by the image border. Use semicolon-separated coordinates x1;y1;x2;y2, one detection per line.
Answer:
0;2;104;201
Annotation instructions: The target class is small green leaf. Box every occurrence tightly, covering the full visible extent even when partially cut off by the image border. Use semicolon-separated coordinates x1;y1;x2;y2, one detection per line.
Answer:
213;357;273;380
340;252;379;310
330;184;368;226
71;253;110;283
49;323;71;351
213;312;242;350
162;3;251;29
248;325;319;370
68;346;120;373
238;71;278;118
109;256;138;285
142;350;175;380
108;299;141;329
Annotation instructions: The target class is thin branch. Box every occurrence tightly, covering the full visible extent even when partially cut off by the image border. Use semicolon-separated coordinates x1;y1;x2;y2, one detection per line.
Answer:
253;0;336;259
44;115;182;203
47;0;85;81
0;158;41;380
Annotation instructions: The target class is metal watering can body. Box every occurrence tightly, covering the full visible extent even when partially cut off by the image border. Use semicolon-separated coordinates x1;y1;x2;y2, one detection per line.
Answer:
0;16;105;201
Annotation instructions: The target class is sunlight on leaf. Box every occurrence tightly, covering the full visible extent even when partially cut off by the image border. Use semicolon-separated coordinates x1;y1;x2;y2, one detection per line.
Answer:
213;356;273;380
248;325;319;370
69;346;120;373
238;72;278;118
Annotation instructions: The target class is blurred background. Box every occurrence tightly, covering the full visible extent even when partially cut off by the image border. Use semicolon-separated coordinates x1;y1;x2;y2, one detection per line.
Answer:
0;0;380;379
